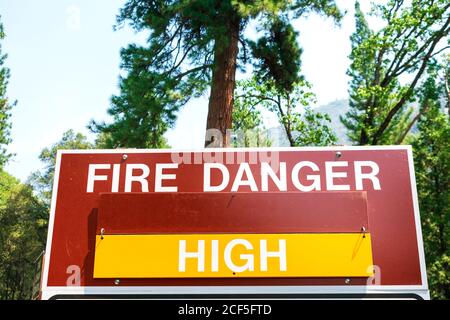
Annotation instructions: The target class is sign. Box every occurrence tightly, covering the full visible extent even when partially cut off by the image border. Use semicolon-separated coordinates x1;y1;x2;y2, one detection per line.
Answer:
93;233;373;278
41;146;429;299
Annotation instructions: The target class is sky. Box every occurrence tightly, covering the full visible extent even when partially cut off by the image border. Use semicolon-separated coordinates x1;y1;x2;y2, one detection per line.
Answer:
0;0;371;181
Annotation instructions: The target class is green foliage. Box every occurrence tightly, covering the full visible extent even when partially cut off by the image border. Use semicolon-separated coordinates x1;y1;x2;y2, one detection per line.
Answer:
249;16;302;92
0;170;48;300
0;17;14;166
0;16;47;301
91;0;342;147
235;77;336;147
343;2;449;296
88;48;187;148
411;66;450;300
233;0;343;20
4;130;96;300
232;88;271;147
292;108;337;147
28;130;94;205
342;0;450;145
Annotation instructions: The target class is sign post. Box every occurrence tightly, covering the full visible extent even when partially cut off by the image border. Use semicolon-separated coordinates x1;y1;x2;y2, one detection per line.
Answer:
41;146;429;299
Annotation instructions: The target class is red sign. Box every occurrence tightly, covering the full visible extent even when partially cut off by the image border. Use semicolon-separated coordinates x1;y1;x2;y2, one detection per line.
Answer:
41;146;429;299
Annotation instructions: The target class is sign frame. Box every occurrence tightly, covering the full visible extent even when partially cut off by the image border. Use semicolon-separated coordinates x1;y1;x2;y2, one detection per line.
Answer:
40;145;429;300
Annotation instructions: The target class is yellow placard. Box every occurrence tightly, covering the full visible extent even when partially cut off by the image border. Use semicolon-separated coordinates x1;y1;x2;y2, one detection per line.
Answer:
93;233;373;278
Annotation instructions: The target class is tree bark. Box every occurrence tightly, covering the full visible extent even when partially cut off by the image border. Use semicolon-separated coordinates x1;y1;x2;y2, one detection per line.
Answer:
205;17;240;147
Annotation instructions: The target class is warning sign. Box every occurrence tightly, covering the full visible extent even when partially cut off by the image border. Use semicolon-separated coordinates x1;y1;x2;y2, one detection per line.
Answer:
41;146;429;299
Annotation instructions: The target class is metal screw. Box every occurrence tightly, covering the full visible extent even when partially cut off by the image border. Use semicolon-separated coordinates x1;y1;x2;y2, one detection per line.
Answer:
114;279;120;285
361;226;366;238
100;228;105;240
335;151;342;159
345;278;351;285
122;154;128;160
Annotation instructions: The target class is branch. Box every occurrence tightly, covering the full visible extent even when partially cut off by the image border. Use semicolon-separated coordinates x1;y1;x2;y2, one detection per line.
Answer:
383;24;422;83
392;15;450;77
170;27;185;68
395;112;421;145
239;37;248;64
235;94;279;106
371;18;450;144
149;23;184;66
169;41;196;73
387;0;404;22
430;45;450;59
173;64;212;80
380;4;438;87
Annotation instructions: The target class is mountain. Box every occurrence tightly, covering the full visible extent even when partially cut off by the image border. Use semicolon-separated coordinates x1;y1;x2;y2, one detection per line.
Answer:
265;99;351;147
316;99;351;145
265;98;427;147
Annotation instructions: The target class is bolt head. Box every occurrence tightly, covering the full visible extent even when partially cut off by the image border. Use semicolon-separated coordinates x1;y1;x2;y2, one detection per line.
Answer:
122;154;128;160
114;279;120;285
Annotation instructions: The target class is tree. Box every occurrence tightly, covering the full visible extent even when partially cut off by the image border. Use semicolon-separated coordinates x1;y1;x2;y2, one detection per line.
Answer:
342;0;450;145
95;0;342;148
231;86;271;147
0;170;48;300
235;77;336;147
0;16;14;166
28;130;94;205
410;63;449;300
0;20;45;298
8;130;96;301
88;56;174;149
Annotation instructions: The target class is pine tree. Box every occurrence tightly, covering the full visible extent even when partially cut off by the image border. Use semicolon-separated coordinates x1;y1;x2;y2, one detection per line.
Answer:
28;130;94;205
91;0;342;147
410;62;449;299
0;17;14;166
89;65;172;149
0;170;48;300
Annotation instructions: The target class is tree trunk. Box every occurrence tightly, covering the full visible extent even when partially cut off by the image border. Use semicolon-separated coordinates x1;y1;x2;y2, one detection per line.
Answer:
444;68;450;117
205;17;240;147
285;95;296;147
